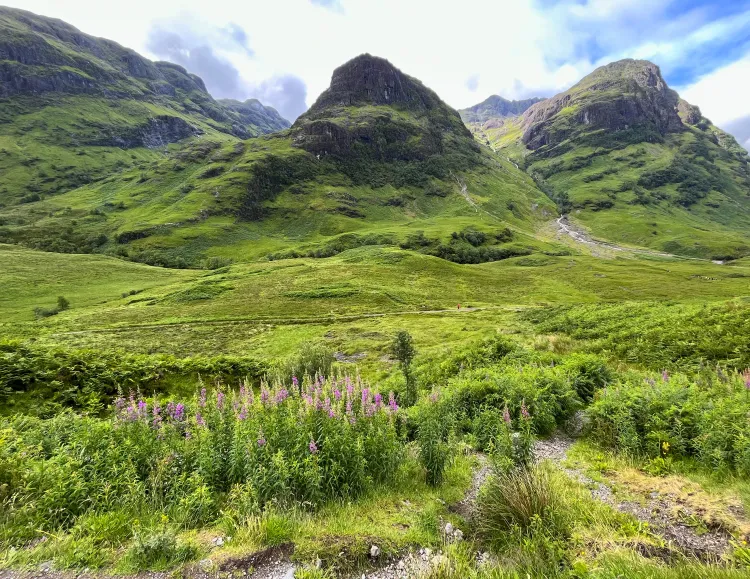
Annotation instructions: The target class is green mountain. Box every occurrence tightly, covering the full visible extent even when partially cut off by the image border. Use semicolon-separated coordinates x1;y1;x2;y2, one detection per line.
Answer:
471;59;750;260
458;95;544;124
0;52;558;266
0;6;289;205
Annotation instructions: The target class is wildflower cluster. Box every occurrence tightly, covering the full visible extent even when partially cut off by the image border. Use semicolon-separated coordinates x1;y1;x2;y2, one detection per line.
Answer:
2;375;403;546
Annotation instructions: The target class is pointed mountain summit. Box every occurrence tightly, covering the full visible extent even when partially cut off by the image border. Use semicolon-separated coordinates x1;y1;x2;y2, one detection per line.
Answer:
476;58;750;261
521;59;687;150
291;54;478;161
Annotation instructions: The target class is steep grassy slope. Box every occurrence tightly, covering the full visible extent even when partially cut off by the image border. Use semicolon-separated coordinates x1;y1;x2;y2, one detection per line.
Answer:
0;7;288;206
0;54;560;266
467;60;750;260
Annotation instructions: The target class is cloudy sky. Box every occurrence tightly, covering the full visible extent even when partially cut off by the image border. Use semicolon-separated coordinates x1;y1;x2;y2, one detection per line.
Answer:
7;0;750;148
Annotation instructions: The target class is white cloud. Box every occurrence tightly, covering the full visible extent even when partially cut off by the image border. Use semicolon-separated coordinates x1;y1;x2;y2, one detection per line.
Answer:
680;55;750;126
4;0;750;128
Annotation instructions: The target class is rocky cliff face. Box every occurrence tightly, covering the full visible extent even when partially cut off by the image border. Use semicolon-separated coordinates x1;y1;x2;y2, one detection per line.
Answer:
218;99;291;138
0;7;285;141
459;95;545;125
290;54;477;161
521;60;685;151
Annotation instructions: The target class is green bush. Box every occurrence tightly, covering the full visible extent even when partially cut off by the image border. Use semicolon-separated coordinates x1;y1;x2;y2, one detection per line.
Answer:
0;340;265;410
587;369;750;474
120;527;198;572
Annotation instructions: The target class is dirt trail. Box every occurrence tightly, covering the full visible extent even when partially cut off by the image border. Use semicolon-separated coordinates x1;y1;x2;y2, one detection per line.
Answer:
534;436;736;561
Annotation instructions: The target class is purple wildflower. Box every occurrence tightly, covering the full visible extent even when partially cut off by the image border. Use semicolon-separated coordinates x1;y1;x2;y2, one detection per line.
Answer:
238;404;248;421
196;412;205;427
328;408;336;418
114;396;126;413
152;403;162;429
137;400;148;418
503;405;511;426
520;399;531;420
374;393;383;409
257;430;266;447
217;391;225;410
346;399;353;415
334;388;342;401
662;370;669;382
275;388;289;404
309;439;318;454
292;376;299;388
199;387;207;408
388;392;398;413
260;387;270;404
361;388;370;407
429;391;439;404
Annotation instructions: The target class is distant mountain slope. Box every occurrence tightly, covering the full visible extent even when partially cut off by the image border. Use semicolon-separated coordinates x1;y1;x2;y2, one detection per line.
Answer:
218;99;291;135
459;95;545;124
0;54;559;267
0;7;289;205
474;60;750;261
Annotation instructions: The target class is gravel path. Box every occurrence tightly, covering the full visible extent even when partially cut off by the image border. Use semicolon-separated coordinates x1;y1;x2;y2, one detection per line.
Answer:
452;453;490;522
534;435;735;561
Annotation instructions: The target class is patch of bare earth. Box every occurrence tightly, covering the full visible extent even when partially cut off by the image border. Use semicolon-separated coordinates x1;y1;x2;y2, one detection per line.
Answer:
534;435;747;561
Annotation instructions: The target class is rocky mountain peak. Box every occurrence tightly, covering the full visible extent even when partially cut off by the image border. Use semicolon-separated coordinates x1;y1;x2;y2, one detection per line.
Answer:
521;58;684;150
291;54;476;160
299;54;444;120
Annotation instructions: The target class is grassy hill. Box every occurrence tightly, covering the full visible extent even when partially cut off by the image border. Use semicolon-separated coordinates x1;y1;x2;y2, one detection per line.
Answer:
0;54;561;267
465;60;750;261
0;7;288;206
2;14;750;576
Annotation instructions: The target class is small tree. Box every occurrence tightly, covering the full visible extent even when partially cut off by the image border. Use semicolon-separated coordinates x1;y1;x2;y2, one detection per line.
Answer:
57;296;70;311
391;330;417;406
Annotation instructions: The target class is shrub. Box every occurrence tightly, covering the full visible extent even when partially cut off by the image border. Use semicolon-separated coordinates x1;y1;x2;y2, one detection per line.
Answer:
120;527;198;571
417;394;452;486
57;296;70;311
391;330;417;406
273;341;334;385
587;369;750;474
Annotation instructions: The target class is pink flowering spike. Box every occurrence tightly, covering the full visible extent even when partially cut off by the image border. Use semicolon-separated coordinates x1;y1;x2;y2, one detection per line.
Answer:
662;370;669;382
260;387;270;405
309;439;318;454
520;399;531;420
743;369;750;391
196;412;205;427
292;375;299;388
257;430;266;447
388;391;398;413
199;387;207;407
217;391;225;411
174;403;185;422
503;405;511;425
334;388;342;401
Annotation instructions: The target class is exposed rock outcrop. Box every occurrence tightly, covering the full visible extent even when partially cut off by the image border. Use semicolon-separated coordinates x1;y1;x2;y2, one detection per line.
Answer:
521;59;685;150
290;54;477;161
85;116;203;149
218;98;291;137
